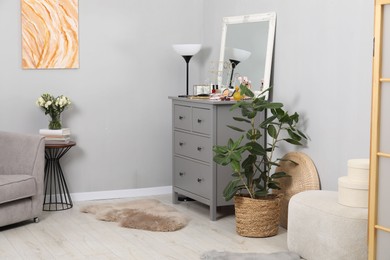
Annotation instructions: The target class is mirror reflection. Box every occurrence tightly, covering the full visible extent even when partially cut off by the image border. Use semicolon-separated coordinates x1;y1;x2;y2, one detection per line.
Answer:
218;12;276;99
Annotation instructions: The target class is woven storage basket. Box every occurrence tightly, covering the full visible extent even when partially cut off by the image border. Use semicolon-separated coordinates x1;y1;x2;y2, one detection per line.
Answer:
234;194;283;238
272;152;320;229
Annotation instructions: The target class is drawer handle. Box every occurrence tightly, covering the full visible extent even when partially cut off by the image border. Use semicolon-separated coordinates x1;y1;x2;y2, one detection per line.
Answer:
197;178;203;183
197;119;202;123
179;172;185;176
197;146;202;151
179;116;184;120
179;142;185;146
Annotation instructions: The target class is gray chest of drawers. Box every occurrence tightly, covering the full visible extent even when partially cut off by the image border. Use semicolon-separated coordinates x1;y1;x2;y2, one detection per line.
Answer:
169;97;263;220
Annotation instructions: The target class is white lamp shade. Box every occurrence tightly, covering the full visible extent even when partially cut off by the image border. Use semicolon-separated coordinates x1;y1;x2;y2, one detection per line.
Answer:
226;47;251;62
172;44;202;56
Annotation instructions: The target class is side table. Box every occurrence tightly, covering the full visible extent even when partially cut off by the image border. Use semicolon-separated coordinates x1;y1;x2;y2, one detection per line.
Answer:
43;141;76;211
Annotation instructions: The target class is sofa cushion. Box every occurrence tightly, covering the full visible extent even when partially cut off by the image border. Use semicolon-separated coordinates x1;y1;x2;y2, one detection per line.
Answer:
0;175;37;204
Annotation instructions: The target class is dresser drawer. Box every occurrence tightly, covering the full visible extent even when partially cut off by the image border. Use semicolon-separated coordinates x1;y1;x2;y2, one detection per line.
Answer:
173;156;211;199
174;131;211;163
192;107;212;135
174;105;192;131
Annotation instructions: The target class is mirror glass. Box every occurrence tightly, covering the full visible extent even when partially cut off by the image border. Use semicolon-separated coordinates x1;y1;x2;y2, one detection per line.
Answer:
218;12;276;100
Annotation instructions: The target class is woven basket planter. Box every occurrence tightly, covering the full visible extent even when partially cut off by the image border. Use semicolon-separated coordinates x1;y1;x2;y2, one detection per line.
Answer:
234;194;283;238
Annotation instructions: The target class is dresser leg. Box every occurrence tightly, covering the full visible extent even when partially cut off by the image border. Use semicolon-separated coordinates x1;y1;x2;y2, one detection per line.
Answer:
172;191;179;204
210;205;217;221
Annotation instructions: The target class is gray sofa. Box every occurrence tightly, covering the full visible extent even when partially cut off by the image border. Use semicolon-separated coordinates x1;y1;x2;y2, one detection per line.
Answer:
0;131;45;227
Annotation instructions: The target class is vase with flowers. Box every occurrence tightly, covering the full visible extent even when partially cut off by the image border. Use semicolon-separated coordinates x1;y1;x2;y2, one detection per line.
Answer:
36;93;71;130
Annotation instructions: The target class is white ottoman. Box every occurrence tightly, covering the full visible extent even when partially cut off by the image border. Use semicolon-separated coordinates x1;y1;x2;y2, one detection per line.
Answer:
287;190;368;260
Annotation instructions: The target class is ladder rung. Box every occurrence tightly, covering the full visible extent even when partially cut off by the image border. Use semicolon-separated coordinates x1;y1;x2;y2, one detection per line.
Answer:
375;225;390;233
380;78;390;82
377;152;390;158
378;0;390;5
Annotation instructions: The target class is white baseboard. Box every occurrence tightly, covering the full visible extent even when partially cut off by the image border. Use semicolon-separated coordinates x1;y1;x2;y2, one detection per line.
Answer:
70;186;172;202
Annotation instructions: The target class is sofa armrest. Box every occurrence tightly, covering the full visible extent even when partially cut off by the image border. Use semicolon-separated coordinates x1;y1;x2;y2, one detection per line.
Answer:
0;131;45;176
31;136;45;213
0;131;45;212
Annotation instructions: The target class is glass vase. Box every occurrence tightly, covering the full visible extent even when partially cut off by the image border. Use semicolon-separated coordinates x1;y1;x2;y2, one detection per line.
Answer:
48;113;62;130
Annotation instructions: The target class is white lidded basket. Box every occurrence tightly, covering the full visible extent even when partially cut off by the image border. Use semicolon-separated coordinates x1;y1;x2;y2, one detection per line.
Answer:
347;159;369;181
338;159;369;208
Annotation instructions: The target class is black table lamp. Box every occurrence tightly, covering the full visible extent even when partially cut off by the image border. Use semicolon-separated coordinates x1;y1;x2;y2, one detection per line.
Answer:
172;44;202;96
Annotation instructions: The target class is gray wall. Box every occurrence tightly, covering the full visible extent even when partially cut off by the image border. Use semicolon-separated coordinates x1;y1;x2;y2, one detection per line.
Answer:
202;0;373;190
0;0;373;193
0;0;203;193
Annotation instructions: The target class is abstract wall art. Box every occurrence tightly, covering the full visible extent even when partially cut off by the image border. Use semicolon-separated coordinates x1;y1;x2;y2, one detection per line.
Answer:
21;0;79;69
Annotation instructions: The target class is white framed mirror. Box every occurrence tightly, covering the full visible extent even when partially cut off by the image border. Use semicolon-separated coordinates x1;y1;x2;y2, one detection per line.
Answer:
218;12;276;100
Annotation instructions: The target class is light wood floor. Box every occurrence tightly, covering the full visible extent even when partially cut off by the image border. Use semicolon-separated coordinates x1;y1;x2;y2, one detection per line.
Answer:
0;194;288;259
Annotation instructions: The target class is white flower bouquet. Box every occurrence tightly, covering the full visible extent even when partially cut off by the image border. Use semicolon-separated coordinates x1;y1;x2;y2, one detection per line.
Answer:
36;93;71;129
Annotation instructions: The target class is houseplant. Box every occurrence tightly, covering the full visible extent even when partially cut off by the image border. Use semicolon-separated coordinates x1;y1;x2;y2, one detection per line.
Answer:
213;83;307;237
36;93;71;129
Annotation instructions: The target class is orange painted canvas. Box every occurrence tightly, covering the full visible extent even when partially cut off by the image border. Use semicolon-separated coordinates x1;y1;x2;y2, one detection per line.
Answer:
21;0;79;69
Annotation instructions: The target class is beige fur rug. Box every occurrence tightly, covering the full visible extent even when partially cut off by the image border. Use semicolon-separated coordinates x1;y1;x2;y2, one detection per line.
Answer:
80;199;189;232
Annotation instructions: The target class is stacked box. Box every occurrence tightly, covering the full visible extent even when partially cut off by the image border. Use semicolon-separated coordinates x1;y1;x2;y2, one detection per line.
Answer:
338;159;369;208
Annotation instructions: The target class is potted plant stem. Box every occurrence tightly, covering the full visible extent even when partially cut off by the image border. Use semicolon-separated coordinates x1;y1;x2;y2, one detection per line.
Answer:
213;84;307;237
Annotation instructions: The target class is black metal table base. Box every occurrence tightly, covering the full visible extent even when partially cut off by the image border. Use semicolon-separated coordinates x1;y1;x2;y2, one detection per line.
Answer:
43;145;74;211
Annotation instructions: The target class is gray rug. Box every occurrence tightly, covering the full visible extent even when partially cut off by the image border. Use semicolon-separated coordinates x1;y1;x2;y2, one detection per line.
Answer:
200;250;301;260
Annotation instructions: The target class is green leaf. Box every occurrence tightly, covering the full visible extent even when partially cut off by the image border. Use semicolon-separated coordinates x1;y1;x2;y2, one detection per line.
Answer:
287;129;302;141
284;138;302;145
240;85;254;97
253;97;267;107
213;145;227;154
246;141;266;156
243;168;254;180
227;138;234;149
260;172;267;182
267;124;277;139
229;102;241;111
231;160;241;172
232;135;244;150
268;161;281;167
247;111;257;119
246;129;262;141
271;171;291;179
271;108;285;118
254;162;265;173
242;154;257;169
279;113;290;123
268;182;281;190
227;125;245;132
230;151;242;162
290;112;299;123
254;178;263;188
223;179;242;201
241;107;251;117
233;117;251;123
239;101;252;108
278;158;299;166
254;189;268;197
252;100;267;111
213;155;230;165
297;129;307;139
259;115;277;128
256;86;272;98
264;102;283;109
